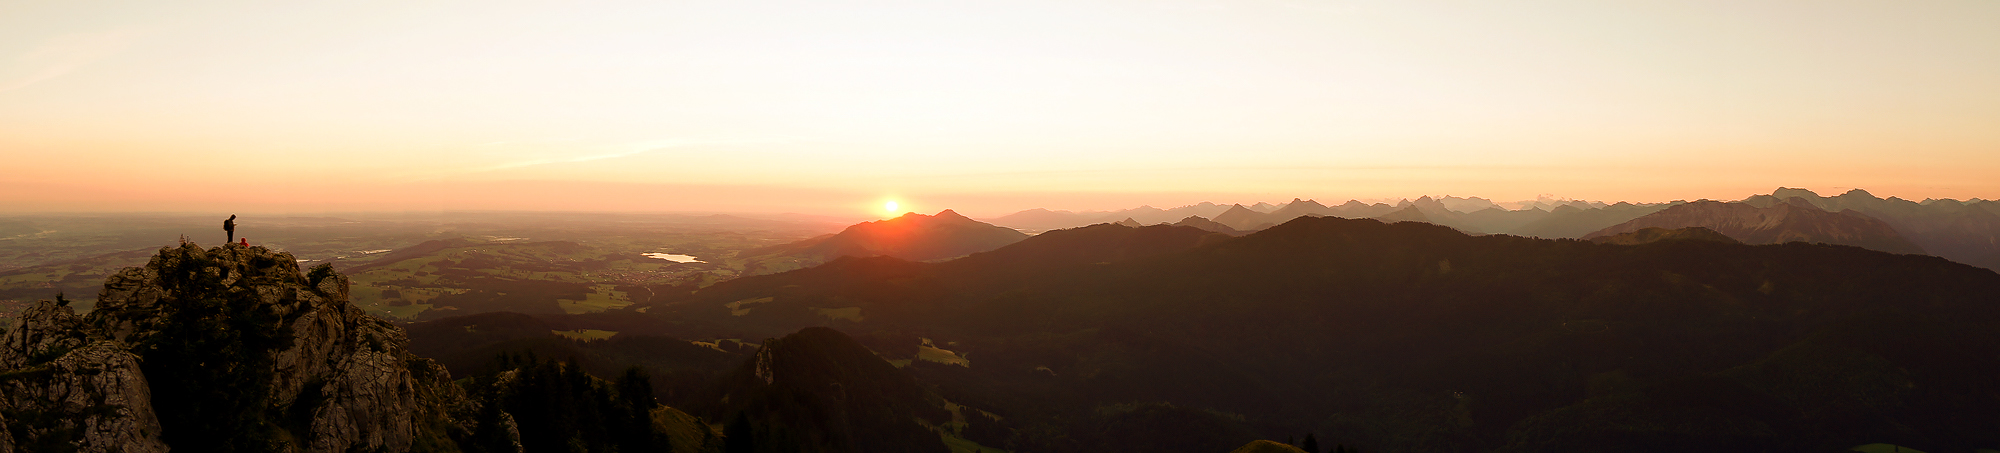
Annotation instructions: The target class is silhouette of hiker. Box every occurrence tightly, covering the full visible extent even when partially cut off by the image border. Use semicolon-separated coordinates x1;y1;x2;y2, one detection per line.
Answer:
224;215;237;244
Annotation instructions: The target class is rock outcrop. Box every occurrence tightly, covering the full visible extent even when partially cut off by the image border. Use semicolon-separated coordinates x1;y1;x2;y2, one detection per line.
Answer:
0;300;164;453
0;242;484;452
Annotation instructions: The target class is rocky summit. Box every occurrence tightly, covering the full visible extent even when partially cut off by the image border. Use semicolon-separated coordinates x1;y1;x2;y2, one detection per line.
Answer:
0;242;484;453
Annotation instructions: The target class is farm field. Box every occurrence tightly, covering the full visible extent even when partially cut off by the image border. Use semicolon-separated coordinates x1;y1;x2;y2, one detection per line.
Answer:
0;212;848;322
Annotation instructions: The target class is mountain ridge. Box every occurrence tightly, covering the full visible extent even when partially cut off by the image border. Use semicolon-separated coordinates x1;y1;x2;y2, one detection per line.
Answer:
1584;199;1926;255
631;214;2000;452
739;210;1027;275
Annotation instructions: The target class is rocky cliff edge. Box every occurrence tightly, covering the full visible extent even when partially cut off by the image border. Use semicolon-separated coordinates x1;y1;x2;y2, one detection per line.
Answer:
0;242;487;452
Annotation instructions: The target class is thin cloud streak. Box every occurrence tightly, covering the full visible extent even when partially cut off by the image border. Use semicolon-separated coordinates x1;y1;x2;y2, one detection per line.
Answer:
470;149;652;173
405;137;798;180
0;31;129;94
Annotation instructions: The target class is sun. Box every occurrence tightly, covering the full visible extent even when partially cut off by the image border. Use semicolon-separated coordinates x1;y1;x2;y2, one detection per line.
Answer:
883;200;900;213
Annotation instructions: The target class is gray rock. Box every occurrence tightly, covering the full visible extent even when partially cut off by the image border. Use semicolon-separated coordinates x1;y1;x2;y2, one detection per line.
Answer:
0;301;167;452
0;243;473;452
0;300;88;369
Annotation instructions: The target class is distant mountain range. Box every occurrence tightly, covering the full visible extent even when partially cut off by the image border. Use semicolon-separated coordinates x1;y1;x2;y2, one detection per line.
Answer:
1744;188;2000;270
988;203;1240;232
984;188;2000;271
983;195;1621;233
988;196;1673;238
1573;188;1999;270
1583;198;1927;255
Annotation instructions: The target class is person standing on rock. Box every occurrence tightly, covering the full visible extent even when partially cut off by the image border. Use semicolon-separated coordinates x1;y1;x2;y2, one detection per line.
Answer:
224;214;237;244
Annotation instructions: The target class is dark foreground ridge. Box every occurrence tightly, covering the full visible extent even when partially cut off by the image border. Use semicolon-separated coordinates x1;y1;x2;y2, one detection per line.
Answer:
635;216;2000;452
703;326;950;453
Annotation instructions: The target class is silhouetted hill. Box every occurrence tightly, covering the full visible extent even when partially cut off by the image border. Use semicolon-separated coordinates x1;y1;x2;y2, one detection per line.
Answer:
704;327;950;453
653;223;1231;341
1174;215;1246;236
741;210;1027;274
1208;199;1352;232
988;197;1680;237
1328;200;1399;219
1214;204;1272;231
1268;198;1334;220
636;215;2000;452
1228;440;1308;453
1588;226;1741;245
404;310;745;409
1371;206;1433;224
985;208;1102;232
1396;196;1499;232
1435;195;1503;213
1457;206;1549;234
457;353;691;453
944;224;1227;277
1510;202;1673;238
1584;199;1925;255
986;203;1239;231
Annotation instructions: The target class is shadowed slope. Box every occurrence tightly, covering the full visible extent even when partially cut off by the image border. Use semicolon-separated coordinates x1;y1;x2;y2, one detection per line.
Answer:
643;215;2000;452
1589;226;1741;245
705;327;949;453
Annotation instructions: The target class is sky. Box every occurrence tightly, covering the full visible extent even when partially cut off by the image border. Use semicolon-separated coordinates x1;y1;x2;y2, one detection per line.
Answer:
3;0;1997;218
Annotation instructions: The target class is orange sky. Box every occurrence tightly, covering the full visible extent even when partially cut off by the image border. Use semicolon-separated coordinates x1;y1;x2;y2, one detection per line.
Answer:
4;1;1998;218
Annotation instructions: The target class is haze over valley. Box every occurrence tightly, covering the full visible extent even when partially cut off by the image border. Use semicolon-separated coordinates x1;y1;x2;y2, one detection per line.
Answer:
7;1;2000;452
6;185;2000;452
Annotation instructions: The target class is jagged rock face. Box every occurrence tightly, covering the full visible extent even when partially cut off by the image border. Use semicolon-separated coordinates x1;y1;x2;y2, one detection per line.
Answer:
0;412;12;453
0;300;90;370
0;243;474;453
0;301;167;453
